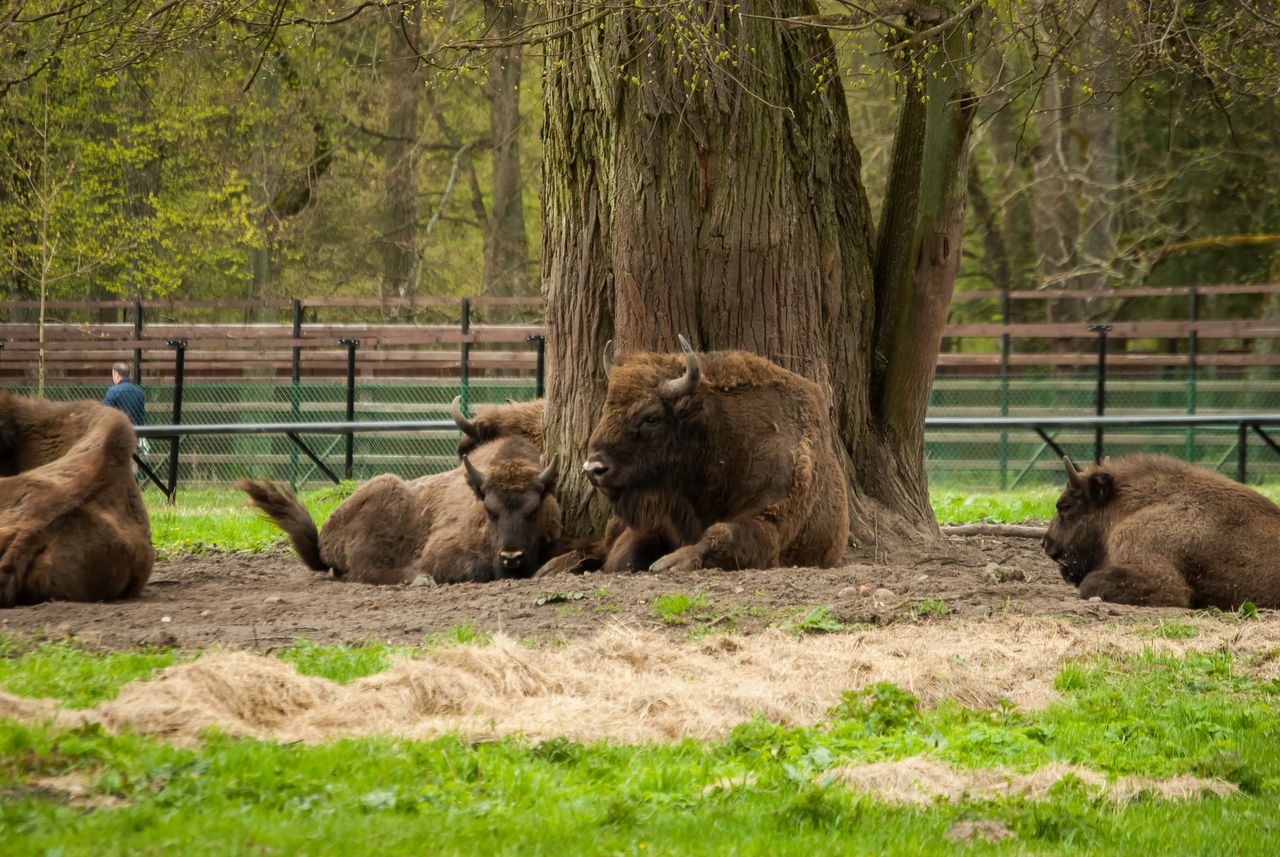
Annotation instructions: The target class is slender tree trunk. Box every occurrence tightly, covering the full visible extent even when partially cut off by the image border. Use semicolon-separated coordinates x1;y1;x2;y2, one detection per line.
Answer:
380;3;423;308
542;3;979;547
480;0;530;298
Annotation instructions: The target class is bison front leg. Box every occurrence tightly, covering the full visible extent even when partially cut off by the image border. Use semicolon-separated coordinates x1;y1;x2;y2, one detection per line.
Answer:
649;517;782;573
603;528;671;573
1078;562;1193;608
0;527;39;608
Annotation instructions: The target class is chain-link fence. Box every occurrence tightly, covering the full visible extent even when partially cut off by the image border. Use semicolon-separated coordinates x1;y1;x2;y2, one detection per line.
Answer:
23;369;1280;494
21;379;537;491
927;369;1280;488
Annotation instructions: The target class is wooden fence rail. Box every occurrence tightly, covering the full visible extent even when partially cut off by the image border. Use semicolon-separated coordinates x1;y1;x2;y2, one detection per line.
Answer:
5;287;1280;382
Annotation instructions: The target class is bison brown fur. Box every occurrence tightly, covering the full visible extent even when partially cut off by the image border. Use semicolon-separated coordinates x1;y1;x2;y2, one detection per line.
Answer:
582;342;849;572
0;392;154;606
1044;453;1280;609
454;396;544;457
239;434;561;585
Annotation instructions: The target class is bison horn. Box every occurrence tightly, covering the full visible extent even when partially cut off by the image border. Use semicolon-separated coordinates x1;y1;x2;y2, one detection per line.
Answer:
602;340;615;379
538;455;560;494
676;334;694;354
661;339;701;398
462;453;486;494
1062;455;1084;489
451;396;477;437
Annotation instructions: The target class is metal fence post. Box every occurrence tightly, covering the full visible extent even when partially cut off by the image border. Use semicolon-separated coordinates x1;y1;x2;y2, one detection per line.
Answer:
290;298;303;489
528;334;546;398
166;339;187;501
1238;422;1249;483
460;298;471;412
1088;323;1112;463
340;338;359;480
1186;286;1198;461
132;299;144;383
998;290;1011;489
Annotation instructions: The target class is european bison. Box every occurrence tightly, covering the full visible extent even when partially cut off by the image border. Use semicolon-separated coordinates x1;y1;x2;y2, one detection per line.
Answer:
1044;454;1280;608
453;395;543;456
0;392;154;606
239;405;561;584
582;337;849;572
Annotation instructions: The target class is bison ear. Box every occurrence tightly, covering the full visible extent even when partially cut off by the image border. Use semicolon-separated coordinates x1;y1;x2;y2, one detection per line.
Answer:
462;454;486;500
1086;471;1114;505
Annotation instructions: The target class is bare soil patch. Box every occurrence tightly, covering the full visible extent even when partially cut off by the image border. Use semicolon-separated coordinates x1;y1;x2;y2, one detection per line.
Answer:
0;534;1205;650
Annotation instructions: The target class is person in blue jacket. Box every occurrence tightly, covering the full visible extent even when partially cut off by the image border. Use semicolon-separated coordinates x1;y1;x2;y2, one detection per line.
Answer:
103;361;148;455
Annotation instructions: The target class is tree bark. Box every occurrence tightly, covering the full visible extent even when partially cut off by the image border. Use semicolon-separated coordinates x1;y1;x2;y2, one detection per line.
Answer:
380;3;423;308
480;0;531;298
542;2;979;548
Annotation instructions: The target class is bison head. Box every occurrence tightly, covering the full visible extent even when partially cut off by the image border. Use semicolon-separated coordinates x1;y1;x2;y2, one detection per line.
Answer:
462;453;560;578
1044;456;1115;585
583;336;706;499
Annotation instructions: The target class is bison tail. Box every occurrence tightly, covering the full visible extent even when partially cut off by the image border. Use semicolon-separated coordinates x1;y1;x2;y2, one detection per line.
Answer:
236;478;329;572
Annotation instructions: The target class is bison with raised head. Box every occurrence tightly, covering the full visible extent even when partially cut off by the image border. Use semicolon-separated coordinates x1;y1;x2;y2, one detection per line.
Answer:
0;392;154;606
1044;454;1280;608
239;403;561;585
581;337;849;573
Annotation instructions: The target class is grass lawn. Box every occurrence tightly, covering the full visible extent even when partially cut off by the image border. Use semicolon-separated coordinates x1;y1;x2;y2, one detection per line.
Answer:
1;636;1278;855
146;482;1280;555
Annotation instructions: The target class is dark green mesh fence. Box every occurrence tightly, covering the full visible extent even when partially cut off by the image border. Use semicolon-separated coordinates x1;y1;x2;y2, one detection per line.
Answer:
927;369;1280;488
21;379;536;490
22;370;1280;493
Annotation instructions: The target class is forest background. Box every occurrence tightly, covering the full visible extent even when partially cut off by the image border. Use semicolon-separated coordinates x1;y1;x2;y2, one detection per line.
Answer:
3;0;1276;326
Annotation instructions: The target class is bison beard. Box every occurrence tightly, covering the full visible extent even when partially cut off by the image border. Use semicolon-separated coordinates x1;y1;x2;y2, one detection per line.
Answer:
580;341;850;573
0;393;154;606
1044;454;1280;609
240;406;562;584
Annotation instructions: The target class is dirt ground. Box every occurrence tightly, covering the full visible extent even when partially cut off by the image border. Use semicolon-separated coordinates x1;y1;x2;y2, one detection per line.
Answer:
0;534;1191;651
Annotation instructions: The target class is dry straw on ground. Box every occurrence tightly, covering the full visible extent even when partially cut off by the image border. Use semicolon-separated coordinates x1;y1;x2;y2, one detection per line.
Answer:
2;616;1278;746
827;755;1237;805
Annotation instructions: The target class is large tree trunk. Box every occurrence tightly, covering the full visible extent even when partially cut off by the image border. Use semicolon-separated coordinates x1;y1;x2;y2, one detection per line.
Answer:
542;3;978;548
480;0;530;297
380;3;423;307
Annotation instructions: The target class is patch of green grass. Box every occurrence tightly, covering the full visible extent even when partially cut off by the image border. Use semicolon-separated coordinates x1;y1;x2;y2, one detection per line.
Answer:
931;488;1061;524
144;486;350;558
907;598;951;620
2;645;1279;853
0;637;179;709
777;605;846;636
1146;620;1199;641
422;623;492;648
275;640;407;684
653;591;711;624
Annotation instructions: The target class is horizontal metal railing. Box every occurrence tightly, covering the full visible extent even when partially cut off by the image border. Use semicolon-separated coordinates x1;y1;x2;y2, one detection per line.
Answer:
131;413;1280;501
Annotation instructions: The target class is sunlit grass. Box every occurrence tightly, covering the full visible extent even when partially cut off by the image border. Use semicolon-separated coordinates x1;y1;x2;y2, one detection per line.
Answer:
0;641;1276;854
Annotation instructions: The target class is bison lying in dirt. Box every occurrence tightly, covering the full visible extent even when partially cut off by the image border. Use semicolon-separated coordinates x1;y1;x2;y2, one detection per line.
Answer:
1044;454;1280;609
0;392;154;606
239;404;561;584
580;337;849;573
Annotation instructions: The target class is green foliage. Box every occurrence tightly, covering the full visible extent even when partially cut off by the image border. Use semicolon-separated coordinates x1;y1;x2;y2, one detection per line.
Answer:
778;606;847;636
652;591;711;624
